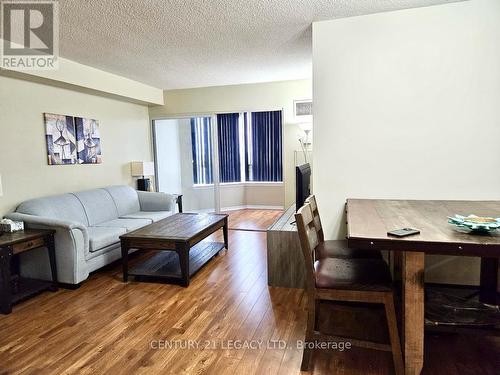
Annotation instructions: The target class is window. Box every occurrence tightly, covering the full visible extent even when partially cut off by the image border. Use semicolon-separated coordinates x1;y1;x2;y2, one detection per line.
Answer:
191;110;283;185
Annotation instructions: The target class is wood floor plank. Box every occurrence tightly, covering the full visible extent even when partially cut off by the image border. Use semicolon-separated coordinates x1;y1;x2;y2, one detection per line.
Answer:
223;209;283;232
0;209;498;375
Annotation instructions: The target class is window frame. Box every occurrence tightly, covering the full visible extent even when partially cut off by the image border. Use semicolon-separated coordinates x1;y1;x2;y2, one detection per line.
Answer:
191;110;284;186
151;108;284;191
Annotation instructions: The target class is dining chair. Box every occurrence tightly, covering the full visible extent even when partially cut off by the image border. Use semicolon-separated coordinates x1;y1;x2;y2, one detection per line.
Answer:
295;202;404;374
305;195;382;259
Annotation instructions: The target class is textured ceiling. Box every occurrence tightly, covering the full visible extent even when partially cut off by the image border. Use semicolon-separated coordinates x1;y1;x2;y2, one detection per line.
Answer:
59;0;461;89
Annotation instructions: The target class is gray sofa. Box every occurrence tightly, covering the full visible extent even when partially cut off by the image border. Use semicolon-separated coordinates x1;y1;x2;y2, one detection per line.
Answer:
6;185;180;285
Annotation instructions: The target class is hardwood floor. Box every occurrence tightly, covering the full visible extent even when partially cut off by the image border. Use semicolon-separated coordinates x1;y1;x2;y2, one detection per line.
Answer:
0;210;498;374
223;209;283;232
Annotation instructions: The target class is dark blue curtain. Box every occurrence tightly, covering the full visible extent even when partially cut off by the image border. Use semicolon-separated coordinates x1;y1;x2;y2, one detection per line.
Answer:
191;117;213;184
217;113;241;183
246;110;283;182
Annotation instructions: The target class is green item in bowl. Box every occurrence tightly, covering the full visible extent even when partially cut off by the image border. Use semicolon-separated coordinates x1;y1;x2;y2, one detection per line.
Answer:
448;215;500;233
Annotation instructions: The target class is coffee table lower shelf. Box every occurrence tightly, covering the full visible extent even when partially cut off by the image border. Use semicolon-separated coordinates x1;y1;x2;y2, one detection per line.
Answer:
128;241;225;285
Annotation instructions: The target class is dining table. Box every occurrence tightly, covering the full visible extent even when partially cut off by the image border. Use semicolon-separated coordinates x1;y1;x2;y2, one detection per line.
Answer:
346;199;500;375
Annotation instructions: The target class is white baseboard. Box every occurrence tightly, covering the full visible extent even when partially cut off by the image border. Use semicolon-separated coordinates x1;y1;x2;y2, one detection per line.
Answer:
222;205;284;211
244;205;284;210
219;205;246;211
190;208;215;213
188;205;284;213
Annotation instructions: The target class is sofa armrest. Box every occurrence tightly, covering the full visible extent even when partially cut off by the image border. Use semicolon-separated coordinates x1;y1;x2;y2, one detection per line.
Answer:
4;212;90;284
5;213;87;233
137;191;182;212
5;212;89;249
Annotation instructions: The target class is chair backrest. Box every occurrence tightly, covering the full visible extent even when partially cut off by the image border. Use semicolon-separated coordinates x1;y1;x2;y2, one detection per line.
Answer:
295;202;319;291
305;195;324;242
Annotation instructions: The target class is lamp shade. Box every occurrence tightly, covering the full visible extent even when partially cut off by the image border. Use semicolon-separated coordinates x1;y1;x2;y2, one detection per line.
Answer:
130;161;155;177
298;122;313;132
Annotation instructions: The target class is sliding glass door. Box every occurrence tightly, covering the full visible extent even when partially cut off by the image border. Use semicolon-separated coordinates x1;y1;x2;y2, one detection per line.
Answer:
153;116;217;213
153;110;284;218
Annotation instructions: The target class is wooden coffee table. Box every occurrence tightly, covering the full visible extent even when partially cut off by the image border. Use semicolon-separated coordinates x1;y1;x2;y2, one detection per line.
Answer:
120;213;228;287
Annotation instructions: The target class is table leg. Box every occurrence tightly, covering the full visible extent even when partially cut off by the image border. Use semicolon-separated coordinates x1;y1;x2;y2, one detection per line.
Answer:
392;251;403;282
177;195;183;213
0;247;13;315
223;218;228;250
479;257;499;305
121;243;129;282
46;235;58;291
402;251;425;375
177;243;190;287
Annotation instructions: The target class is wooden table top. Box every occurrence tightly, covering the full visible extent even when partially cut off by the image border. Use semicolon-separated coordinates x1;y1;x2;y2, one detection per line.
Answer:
346;199;500;257
0;229;55;247
120;213;227;242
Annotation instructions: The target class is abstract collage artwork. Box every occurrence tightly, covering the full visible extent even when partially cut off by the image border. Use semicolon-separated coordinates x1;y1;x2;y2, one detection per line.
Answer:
44;113;77;165
75;117;102;164
44;113;102;165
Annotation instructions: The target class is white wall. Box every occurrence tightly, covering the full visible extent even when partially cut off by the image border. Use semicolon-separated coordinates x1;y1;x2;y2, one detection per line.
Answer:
149;79;313;208
312;0;500;285
0;75;152;216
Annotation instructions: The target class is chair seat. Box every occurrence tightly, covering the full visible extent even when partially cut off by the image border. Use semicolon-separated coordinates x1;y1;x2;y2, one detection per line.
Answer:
316;240;382;260
314;258;393;291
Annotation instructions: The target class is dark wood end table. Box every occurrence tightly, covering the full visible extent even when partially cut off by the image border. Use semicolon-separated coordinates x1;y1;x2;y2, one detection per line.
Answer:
120;213;228;287
0;229;58;314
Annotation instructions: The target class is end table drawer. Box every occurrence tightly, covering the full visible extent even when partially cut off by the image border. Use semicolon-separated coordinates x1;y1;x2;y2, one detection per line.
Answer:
12;238;45;254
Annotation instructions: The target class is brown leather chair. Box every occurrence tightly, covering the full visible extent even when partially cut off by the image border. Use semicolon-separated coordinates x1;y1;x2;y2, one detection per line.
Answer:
295;202;403;374
305;195;382;259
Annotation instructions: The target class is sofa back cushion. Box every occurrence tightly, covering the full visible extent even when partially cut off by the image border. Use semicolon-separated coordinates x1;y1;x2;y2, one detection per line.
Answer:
104;185;140;216
16;193;89;226
73;189;119;226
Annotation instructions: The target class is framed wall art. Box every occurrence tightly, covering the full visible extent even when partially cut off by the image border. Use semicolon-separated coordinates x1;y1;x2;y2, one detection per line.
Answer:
75;117;102;164
44;113;77;165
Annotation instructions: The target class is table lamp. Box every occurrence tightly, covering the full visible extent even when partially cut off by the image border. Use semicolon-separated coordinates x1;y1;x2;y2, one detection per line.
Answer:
130;162;155;191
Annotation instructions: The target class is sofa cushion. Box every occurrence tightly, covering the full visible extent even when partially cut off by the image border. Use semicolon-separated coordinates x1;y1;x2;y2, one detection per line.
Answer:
94;218;152;232
120;211;173;222
16;193;89;226
73;189;119;225
87;226;126;252
104;185;141;216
